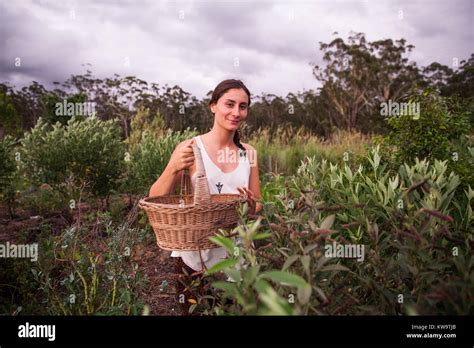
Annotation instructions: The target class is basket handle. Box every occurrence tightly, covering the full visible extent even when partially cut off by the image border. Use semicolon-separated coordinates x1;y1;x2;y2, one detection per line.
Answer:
179;139;211;205
180;169;192;196
191;141;211;205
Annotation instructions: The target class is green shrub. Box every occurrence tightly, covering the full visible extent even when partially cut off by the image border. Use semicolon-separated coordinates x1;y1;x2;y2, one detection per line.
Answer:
0;136;21;217
197;146;473;315
378;89;473;190
127;106;166;147
20;116;126;198
0;90;22;139
19;186;70;216
121;128;198;195
0;223;56;315
292;147;472;314
41;92;90;126
20;213;148;315
0;258;43;315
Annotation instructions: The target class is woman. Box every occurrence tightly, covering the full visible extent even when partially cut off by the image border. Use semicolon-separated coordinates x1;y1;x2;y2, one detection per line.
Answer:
149;79;262;273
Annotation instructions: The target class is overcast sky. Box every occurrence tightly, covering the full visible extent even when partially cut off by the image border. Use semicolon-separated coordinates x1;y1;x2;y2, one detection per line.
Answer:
1;0;472;99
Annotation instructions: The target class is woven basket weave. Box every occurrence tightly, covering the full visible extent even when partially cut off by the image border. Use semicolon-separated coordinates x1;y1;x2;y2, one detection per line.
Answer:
139;141;246;251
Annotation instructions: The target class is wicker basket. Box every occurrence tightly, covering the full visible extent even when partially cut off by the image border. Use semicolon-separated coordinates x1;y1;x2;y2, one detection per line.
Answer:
139;142;246;251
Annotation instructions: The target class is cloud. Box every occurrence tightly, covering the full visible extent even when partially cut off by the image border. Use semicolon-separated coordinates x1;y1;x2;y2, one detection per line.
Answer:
0;0;472;98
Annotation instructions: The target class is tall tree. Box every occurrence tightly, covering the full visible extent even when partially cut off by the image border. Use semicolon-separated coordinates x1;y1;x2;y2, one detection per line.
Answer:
312;32;424;130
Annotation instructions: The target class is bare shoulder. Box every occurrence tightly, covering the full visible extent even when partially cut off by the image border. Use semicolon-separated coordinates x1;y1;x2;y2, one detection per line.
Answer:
241;142;256;153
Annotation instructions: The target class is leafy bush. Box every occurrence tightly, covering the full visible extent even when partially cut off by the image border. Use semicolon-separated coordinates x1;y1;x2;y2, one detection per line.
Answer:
197;146;473;315
0;257;43;315
0;136;20;217
290;147;473;314
0;90;22;138
15;213;148;315
127;106;166;147
19;185;71;217
121;128;198;195
41;92;90;126
20;116;126;198
377;89;473;190
0;223;52;315
204;208;314;315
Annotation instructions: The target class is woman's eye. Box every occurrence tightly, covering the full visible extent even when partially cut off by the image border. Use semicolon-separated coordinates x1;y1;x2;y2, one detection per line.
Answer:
226;103;246;110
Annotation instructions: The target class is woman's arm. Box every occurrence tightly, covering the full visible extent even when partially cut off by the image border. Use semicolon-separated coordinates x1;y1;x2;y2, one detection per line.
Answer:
244;143;262;214
148;163;182;196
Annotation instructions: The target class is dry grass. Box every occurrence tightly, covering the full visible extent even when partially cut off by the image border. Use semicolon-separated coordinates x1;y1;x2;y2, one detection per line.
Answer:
248;127;372;175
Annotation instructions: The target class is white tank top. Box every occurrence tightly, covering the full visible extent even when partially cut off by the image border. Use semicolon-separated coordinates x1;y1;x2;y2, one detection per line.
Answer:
170;135;251;271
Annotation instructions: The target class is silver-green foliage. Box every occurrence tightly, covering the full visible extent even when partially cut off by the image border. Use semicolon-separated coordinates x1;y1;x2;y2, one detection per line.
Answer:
122;128;198;195
199;146;473;315
20;116;125;197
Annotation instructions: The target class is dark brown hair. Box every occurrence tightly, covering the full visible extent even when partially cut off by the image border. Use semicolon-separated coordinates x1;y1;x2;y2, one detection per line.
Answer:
209;79;251;152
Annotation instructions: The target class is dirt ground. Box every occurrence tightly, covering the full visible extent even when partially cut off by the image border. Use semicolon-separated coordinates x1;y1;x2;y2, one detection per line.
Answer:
0;201;186;315
133;243;187;315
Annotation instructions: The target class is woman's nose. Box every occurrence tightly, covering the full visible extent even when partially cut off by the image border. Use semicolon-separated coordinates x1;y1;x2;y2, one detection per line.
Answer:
233;106;242;117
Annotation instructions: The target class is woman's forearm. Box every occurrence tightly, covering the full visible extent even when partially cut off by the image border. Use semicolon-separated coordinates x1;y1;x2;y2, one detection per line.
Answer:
149;164;181;196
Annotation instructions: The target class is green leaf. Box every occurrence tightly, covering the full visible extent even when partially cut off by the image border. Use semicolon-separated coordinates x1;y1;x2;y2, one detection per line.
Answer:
243;265;260;285
212;281;238;295
209;235;235;254
303;243;319;254
316;256;331;270
250;217;262;232
261;271;309;288
252;232;272;240
254;278;271;293
259;290;293;315
313;286;328;303
300;255;310;276
282;254;300;271
320;264;350;272
255;281;294;315
320;214;335;230
225;269;242;283
297;284;312;305
204;258;238;275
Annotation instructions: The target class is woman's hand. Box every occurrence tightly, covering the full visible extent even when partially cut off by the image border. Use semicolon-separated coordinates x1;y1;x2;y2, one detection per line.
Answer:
237;187;258;215
149;138;196;197
169;139;195;174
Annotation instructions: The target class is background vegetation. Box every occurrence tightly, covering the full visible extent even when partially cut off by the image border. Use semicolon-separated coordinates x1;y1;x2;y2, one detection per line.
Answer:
0;33;472;316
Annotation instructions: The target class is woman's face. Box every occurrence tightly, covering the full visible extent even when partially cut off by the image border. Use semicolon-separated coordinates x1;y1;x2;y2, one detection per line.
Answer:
210;88;249;132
